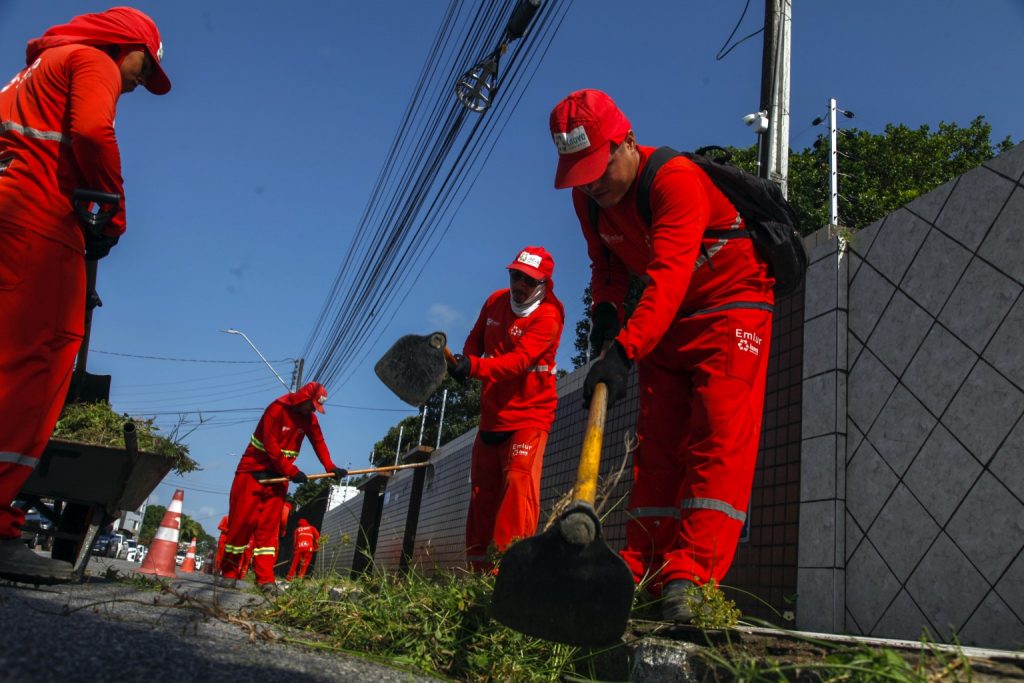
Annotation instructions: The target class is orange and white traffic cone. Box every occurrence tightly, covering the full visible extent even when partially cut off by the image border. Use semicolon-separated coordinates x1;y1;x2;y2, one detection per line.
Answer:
139;489;183;578
179;538;197;573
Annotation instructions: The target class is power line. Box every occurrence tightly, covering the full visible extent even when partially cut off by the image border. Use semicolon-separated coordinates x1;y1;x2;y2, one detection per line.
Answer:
93;349;294;364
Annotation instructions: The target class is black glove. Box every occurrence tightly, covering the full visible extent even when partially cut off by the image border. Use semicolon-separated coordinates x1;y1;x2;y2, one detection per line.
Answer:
290;470;308;484
583;340;631;408
331;467;349;480
447;354;472;383
85;233;119;261
589;302;620;355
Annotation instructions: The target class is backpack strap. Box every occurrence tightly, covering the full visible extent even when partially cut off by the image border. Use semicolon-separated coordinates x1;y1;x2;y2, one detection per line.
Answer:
636;146;682;224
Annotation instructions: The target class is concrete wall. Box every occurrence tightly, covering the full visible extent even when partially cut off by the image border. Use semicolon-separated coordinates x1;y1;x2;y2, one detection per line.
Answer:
798;142;1024;649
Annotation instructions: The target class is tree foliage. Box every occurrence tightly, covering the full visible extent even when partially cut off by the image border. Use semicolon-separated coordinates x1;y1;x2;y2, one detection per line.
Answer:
138;504;214;551
371;376;480;466
569;116;1014;365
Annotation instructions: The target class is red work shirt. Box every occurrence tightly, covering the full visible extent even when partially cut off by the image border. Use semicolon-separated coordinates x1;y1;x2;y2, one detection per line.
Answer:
235;398;336;479
0;44;126;248
572;145;774;361
463;289;563;432
294;524;319;552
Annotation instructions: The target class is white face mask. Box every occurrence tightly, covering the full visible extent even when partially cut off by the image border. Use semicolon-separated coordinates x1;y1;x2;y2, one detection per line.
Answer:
510;282;546;317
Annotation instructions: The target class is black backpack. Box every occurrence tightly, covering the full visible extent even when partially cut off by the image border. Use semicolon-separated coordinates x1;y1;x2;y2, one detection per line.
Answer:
588;145;807;296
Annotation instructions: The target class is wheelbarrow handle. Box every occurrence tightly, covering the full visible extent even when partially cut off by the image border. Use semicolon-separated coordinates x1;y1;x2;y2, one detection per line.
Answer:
444;346;458;366
256;460;432;485
72;188;122;234
572;382;607;506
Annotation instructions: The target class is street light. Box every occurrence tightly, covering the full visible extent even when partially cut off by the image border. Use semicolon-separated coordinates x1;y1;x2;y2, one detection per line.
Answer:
220;328;291;391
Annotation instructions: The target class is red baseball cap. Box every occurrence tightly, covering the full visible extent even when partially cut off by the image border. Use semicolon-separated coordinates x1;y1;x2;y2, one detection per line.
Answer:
26;7;171;95
549;89;631;189
507;246;554;282
296;381;328;413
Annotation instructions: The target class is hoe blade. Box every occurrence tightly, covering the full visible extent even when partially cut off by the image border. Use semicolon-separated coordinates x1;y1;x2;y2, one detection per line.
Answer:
374;332;448;407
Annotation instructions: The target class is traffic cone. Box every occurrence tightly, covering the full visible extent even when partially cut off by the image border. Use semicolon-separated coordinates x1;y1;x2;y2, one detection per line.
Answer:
180;538;197;573
139;489;183;578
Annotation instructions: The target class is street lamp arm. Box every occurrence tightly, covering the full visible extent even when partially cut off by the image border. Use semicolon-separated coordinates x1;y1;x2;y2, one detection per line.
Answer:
221;329;291;391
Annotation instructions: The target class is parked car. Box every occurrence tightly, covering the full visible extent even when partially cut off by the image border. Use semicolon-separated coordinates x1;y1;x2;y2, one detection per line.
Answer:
93;533;117;557
15;502;54;551
108;533;127;558
175;550;185;566
123;539;139;561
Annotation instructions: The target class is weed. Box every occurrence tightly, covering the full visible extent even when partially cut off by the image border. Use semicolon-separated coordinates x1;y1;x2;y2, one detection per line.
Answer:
687;579;741;630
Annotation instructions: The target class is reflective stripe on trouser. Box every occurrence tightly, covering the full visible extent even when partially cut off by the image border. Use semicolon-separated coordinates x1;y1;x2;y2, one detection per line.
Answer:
620;305;772;587
465;427;548;571
249;435;298;459
0;227;85;539
287;550;313;580
219;471;285;584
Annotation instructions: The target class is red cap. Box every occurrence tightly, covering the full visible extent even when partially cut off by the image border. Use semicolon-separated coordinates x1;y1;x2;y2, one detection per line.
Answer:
549;89;631;189
26;7;171;95
507;246;554;282
295;381;328;413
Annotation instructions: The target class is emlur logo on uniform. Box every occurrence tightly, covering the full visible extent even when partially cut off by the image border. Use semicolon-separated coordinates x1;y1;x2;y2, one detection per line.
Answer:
735;328;762;356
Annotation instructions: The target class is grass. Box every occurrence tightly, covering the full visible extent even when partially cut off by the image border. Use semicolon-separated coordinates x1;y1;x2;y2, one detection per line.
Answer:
262;569;578;681
52;401;199;474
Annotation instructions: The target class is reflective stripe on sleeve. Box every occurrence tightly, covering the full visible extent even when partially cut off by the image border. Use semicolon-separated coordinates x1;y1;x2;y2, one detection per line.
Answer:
527;364;557;374
629;507;681;520
250;435;264;450
0;451;39;468
223;544;248;555
1;120;70;144
680;497;747;522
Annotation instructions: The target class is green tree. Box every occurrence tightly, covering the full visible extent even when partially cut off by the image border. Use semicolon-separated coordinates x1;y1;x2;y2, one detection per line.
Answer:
372;376;480;466
569;116;1014;365
138;504;214;551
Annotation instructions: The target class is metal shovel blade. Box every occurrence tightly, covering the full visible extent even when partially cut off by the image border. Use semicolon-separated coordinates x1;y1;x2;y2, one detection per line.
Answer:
374;332;448;407
491;504;634;647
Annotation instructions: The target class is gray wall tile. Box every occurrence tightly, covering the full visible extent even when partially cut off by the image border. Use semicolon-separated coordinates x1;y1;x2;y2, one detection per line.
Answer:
903;425;983;526
798;499;836;567
866;484;939;582
939;257;1022;354
989;418;1024;501
850;217;883;259
805;257;839;321
802;372;837;439
807;237;838;266
865;208;931;285
901;228;973;317
846;510;864;562
936;167;1016;251
801;435;838;501
901;325;977;416
982;141;1024;183
866;292;934;377
847;441;898;529
958;590;1024;650
848;351;898;431
945;361;1024;464
867;386;936;476
946;472;1024;584
996;552;1024;627
796;567;844;633
906;533;988;640
849;250;863;282
847;419;864;463
978;187;1024;286
905;178;955;225
849;264;895;342
803;312;839;378
846;541;901;633
873;589;932;641
984;294;1024;391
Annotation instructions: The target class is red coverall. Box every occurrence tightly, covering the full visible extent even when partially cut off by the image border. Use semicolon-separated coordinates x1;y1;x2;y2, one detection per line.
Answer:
574;145;774;588
0;42;127;542
220;384;337;586
463;287;564;571
214;515;229;572
286;519;319;580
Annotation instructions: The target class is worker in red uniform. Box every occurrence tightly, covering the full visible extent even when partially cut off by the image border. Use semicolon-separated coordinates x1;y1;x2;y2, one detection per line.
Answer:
285;518;320;581
218;382;346;596
549;90;774;622
0;7;171;584
213;515;230;573
448;246;564;572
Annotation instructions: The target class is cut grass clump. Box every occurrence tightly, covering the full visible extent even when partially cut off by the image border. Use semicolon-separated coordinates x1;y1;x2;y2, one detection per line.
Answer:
52;401;199;474
266;570;577;681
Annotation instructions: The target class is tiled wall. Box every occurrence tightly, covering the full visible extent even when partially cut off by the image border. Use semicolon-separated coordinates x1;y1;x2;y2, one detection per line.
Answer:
798;142;1024;650
319;293;806;622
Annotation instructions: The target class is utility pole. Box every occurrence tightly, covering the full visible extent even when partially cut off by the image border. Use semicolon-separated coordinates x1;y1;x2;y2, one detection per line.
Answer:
292;358;304;391
758;0;792;197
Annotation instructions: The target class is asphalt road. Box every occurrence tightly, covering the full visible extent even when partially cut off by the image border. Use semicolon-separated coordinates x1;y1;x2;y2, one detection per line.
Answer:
0;555;442;683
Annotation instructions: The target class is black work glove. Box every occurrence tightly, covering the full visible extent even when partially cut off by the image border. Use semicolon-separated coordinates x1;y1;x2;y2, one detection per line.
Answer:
290;470;308;485
589;302;620;355
447;354;472;383
331;467;349;480
583;340;631;409
85;233;119;261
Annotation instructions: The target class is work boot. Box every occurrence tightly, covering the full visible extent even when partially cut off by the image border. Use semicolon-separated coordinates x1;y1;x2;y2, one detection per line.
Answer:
214;575;237;590
661;579;697;623
0;538;74;585
259;581;280;598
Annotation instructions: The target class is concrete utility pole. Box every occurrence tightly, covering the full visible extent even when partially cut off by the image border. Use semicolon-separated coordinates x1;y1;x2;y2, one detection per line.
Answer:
758;0;792;197
292;358;304;391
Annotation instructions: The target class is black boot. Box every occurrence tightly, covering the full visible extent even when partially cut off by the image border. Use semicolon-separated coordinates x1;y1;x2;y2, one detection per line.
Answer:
661;579;697;623
0;538;74;584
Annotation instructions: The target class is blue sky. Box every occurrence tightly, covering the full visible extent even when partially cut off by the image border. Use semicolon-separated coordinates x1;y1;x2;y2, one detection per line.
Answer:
2;1;1020;532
